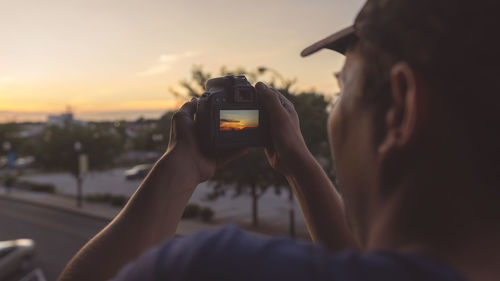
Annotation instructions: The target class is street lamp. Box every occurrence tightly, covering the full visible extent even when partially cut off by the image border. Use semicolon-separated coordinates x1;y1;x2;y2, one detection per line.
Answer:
2;141;13;193
74;141;84;208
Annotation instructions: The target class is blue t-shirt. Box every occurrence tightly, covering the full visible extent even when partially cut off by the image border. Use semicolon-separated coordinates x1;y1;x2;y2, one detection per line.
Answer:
111;225;467;281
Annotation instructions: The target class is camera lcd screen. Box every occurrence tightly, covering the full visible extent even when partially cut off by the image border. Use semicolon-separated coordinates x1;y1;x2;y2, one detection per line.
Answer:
219;110;259;132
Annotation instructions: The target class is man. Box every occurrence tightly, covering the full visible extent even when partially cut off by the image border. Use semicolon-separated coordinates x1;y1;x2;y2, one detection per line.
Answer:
59;0;500;280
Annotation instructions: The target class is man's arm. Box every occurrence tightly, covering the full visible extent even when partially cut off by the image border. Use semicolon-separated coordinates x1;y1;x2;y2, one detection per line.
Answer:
58;99;245;281
285;154;360;251
256;82;359;251
58;151;197;281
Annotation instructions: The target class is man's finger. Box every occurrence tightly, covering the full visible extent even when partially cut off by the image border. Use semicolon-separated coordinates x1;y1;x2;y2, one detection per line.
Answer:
171;98;198;141
172;98;197;126
256;82;288;123
177;98;198;120
270;88;295;113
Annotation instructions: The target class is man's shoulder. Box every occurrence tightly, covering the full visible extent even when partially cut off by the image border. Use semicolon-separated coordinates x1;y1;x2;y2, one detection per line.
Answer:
113;225;466;281
153;225;323;280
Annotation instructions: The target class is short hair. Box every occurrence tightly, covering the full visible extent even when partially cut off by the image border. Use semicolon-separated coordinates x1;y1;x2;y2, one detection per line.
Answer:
353;0;500;196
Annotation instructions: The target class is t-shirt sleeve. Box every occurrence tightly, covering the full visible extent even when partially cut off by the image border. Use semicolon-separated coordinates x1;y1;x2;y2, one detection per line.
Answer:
111;224;326;281
109;245;161;281
111;225;467;281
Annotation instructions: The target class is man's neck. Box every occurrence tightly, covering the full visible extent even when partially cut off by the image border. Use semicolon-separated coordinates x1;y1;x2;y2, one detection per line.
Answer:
365;182;500;281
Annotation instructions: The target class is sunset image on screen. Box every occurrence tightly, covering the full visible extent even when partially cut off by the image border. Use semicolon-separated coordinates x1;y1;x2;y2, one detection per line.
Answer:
219;110;259;131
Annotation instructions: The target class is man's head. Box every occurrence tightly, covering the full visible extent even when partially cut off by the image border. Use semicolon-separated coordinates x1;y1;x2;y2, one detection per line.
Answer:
304;0;500;246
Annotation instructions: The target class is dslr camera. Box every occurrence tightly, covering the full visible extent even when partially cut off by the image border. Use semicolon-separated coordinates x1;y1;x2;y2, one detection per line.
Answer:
195;75;268;155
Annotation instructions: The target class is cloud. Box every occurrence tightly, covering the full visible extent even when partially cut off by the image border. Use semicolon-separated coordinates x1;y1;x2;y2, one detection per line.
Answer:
137;64;172;77
220;118;240;123
138;51;199;77
159;51;198;63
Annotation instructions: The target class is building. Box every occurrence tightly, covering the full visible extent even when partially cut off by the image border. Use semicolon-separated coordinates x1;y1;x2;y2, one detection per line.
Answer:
47;113;86;127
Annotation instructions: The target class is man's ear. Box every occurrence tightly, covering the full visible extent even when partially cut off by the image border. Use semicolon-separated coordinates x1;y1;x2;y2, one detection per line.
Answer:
378;62;428;157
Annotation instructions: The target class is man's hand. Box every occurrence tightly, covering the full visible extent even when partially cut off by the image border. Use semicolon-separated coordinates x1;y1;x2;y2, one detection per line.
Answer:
166;98;248;183
256;82;312;176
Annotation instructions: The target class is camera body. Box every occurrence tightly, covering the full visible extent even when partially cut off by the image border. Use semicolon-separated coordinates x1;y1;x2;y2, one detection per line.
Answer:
195;75;268;155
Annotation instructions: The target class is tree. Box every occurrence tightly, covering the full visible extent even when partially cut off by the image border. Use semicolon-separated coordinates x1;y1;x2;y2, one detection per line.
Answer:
172;65;333;227
38;124;124;175
150;111;174;151
169;65;211;98
169;65;297;98
0;122;48;169
37;122;125;207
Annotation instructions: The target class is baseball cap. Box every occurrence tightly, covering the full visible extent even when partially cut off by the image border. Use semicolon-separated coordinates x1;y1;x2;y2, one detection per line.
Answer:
301;0;419;57
300;0;382;57
301;25;357;56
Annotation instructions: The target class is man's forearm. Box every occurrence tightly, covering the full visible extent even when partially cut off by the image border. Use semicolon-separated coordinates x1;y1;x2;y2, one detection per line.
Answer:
286;153;359;252
58;150;198;281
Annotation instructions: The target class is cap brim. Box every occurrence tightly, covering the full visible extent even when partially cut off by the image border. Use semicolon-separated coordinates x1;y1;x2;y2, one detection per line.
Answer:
301;26;357;57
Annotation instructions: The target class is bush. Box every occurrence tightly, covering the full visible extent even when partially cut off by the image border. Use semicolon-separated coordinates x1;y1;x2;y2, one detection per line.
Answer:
182;203;201;218
85;193;128;207
85;193;113;203
3;174;17;187
200;207;214;222
18;181;55;193
110;195;128;207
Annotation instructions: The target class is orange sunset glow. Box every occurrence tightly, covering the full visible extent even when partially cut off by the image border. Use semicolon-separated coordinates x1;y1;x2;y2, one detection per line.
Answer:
0;0;365;122
220;110;259;131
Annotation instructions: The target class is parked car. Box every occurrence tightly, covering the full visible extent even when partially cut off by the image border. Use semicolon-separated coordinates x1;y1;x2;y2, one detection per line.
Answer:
124;164;153;181
14;156;36;169
0;239;46;281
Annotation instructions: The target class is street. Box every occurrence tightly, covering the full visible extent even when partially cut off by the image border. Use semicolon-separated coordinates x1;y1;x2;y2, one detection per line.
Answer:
0;198;108;281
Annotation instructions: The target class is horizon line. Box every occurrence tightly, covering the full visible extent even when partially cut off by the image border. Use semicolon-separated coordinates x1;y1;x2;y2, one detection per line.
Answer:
0;108;174;124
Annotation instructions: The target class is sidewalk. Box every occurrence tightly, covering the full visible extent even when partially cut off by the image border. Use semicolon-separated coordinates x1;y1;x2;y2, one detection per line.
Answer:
0;187;219;236
16;169;310;238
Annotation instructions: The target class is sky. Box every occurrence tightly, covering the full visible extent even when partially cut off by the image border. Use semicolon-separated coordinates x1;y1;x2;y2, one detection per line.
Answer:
0;0;365;122
220;110;259;131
